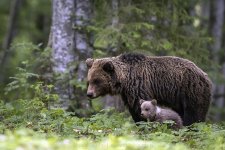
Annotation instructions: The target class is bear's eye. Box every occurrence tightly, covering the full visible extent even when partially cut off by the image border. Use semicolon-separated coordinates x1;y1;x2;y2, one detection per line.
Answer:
145;108;149;111
92;79;101;85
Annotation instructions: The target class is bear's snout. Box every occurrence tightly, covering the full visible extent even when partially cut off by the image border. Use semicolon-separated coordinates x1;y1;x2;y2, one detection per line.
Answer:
87;92;94;98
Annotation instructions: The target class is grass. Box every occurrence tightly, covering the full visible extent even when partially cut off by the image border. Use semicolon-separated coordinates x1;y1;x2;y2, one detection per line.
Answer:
0;99;225;150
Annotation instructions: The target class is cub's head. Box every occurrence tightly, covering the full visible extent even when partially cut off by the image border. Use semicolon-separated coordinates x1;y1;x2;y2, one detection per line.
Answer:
86;58;118;99
140;99;157;119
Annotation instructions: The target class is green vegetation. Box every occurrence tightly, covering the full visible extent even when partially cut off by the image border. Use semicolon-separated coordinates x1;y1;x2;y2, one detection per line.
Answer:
0;98;225;149
0;72;224;150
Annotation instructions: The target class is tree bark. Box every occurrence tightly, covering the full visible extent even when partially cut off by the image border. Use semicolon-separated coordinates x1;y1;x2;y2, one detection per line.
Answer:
50;0;75;110
111;0;119;27
72;0;93;113
209;0;225;121
210;0;224;62
102;0;125;112
0;0;21;81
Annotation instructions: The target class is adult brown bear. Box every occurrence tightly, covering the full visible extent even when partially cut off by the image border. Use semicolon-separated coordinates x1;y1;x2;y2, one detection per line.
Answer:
86;53;212;126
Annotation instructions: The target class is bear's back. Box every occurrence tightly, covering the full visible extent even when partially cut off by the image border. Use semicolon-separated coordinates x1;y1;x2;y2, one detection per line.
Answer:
117;53;208;81
156;107;183;128
118;53;202;70
119;53;146;65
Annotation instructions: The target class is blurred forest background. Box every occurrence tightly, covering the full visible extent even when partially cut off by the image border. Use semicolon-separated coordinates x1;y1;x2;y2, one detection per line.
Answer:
0;0;225;122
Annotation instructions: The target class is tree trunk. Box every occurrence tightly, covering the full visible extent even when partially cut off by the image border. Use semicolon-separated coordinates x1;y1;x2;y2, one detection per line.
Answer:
0;0;21;81
71;0;93;114
50;0;75;110
199;0;210;28
210;0;224;61
209;0;225;121
102;0;125;112
111;0;119;27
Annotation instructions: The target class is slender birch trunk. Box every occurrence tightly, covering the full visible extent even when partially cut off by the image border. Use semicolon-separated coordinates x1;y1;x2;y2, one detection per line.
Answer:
0;0;21;82
50;0;75;109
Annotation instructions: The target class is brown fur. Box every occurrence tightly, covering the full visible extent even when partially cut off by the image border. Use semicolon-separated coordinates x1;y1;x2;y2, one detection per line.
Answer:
86;53;212;126
140;99;183;129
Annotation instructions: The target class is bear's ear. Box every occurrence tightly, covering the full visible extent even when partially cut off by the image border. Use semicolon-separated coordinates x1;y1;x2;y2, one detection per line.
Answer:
103;61;114;73
86;58;94;68
139;99;145;105
151;99;157;106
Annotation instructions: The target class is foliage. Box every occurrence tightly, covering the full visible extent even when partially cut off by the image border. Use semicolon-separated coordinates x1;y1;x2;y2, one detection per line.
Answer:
14;0;51;45
0;96;225;149
91;0;211;70
4;57;52;101
0;69;224;149
0;0;51;95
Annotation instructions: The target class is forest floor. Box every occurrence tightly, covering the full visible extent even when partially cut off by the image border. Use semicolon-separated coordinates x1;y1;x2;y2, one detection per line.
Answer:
0;99;224;150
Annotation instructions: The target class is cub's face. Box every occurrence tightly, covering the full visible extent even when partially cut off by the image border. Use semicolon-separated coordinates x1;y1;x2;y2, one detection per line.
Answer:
140;99;157;119
86;58;115;99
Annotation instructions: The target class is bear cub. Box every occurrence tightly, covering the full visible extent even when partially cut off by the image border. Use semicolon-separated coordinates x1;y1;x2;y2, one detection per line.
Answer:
140;99;183;129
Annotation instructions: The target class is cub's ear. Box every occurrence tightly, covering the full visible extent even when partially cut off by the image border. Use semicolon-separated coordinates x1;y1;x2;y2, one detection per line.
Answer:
139;99;145;105
151;99;157;106
103;61;114;73
86;58;94;68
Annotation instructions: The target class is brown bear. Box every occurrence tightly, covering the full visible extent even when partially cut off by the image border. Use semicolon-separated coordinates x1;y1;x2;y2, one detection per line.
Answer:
140;99;183;129
86;53;212;126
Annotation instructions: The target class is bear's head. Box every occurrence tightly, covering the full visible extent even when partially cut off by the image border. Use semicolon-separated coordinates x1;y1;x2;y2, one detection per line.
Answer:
140;99;157;119
86;58;119;99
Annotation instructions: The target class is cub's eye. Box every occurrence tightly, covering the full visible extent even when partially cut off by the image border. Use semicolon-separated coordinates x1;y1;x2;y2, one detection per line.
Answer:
145;108;149;111
93;79;101;84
